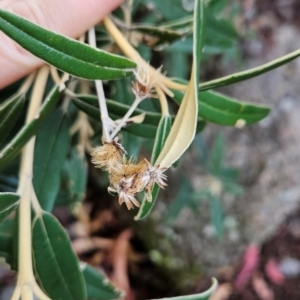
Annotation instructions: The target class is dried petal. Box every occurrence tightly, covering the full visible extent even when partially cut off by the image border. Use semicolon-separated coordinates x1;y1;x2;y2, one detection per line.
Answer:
91;138;125;172
132;64;163;99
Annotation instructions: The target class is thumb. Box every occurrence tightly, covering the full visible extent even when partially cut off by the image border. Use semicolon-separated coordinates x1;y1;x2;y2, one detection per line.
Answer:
0;0;124;89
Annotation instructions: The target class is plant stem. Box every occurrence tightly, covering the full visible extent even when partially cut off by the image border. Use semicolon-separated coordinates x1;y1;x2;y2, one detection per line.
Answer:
155;86;169;116
18;73;36;95
102;17;187;91
110;96;144;139
13;66;50;300
50;66;69;92
88;27;111;142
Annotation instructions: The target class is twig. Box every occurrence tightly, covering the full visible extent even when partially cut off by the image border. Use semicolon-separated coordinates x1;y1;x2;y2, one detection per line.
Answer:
88;27;111;141
110;95;144;139
102;17;187;91
155;85;169;116
13;66;51;300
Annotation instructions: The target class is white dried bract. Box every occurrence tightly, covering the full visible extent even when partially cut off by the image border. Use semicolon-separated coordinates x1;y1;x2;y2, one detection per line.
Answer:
132;63;163;99
91;140;167;210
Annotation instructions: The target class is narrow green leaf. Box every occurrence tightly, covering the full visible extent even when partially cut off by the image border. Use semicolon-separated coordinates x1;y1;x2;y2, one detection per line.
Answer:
120;121;157;139
210;196;224;237
199;91;270;125
122;131;143;157
200;48;300;91
64;150;87;202
173;89;270;126
141;0;190;20
0;94;24;145
82;263;123;300
0;86;61;172
151;115;172;164
0;233;13;265
0;192;19;224
73;98;157;138
55;150;87;206
12;206;19;271
131;24;189;48
75;94;162;126
74;94;205;136
0;92;21;119
159;16;193;31
0;9;136;80
32;212;86;300
33;109;70;212
208;134;225;175
166;178;192;222
135;115;171;220
150;278;218;300
0;216;17;269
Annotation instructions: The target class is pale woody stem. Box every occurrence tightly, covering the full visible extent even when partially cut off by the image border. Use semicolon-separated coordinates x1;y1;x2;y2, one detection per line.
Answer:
102;17;187;91
155;86;169;116
18;72;36;95
88;27;111;142
110;95;144;139
13;66;49;300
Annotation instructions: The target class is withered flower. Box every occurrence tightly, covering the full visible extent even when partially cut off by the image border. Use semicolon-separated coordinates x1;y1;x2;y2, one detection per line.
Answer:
139;159;167;202
132;63;162;99
91;139;168;210
91;138;125;172
109;176;140;210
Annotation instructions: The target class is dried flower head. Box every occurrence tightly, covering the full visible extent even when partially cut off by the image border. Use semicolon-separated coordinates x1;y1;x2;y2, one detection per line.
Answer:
109;176;140;210
91;138;125;172
132;63;163;99
138;159;167;202
91;139;168;210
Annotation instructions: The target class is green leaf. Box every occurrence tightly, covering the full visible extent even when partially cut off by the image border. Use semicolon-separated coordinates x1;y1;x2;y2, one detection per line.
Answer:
33;109;70;212
208;134;225;175
122;131;143;157
55;150;87;206
75;95;162;126
165;178;192;222
0;92;21;119
160;16;193;31
0;233;13;265
0;94;24;145
172;89;270;126
131;24;190;48
200;48;300;91
82;263;123;300
150;278;218;300
74;94;205;138
198;90;270;126
204;18;237;57
210;196;224;238
135;115;171;220
151;115;172;164
0;215;17;268
141;0;190;20
208;0;227;14
0;9;135;80
222;180;243;195
32;212;86;300
64;150;87;202
0;192;19;224
72;96;161;139
0;86;61;172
